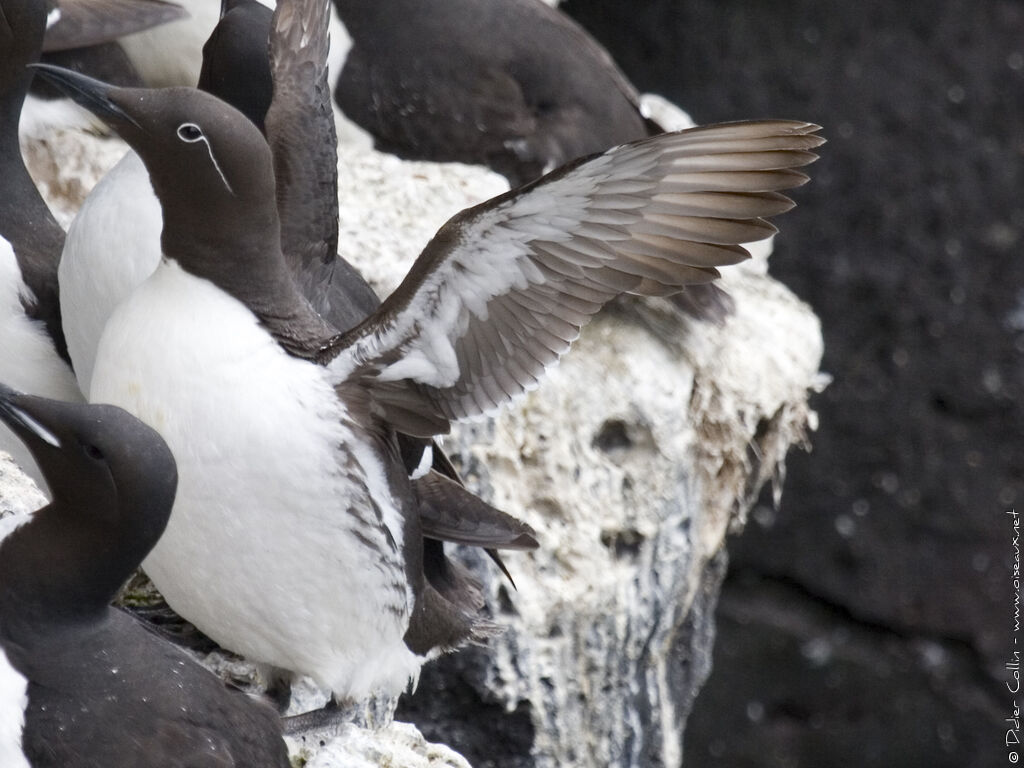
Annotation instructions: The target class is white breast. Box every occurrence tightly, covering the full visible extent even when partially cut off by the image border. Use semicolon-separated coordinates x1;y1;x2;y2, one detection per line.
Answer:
60;151;162;395
0;237;83;491
0;646;30;768
89;260;420;699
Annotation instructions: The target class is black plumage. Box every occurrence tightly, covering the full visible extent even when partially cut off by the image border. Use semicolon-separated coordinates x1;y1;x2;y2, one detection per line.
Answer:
332;0;662;188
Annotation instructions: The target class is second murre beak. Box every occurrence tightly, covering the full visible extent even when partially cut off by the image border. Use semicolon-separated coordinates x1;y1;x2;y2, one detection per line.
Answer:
0;383;62;450
27;63;141;129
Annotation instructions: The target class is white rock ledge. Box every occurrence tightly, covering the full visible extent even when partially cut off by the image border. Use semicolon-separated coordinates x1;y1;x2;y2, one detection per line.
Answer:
398;244;824;768
5;122;825;767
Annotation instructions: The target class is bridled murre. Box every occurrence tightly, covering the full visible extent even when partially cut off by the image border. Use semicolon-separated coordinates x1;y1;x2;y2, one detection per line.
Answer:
33;50;822;704
61;0;363;390
57;0;536;702
61;0;371;395
0;383;290;767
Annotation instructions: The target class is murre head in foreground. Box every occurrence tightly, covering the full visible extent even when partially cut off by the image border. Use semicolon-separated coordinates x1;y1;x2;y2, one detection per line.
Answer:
32;59;823;713
0;383;291;767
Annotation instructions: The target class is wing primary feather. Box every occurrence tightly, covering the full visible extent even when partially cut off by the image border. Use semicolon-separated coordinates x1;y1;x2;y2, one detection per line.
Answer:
615;237;751;268
648;190;796;218
538;240;613;269
663;149;822;173
330;120;823;429
634;213;779;245
661;169;811;193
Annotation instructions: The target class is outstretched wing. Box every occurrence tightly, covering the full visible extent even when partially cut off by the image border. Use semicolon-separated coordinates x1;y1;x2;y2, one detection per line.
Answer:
264;0;339;277
328;120;824;436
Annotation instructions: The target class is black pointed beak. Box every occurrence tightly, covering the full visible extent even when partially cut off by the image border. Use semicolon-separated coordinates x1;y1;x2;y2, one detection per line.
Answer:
27;63;141;130
0;382;26;426
0;384;63;451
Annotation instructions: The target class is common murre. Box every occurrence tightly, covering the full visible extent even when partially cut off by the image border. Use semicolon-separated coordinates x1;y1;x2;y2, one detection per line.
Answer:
329;0;740;322
59;0;350;396
0;0;83;492
56;2;535;665
331;0;669;187
114;0;349;92
33;55;823;708
0;383;291;767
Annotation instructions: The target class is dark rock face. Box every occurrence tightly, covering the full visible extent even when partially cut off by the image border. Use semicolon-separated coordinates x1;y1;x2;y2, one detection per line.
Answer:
686;574;1004;768
399;645;538;768
560;0;1023;765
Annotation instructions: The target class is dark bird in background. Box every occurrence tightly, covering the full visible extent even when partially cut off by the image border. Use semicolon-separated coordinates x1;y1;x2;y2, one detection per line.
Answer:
331;0;666;188
41;0;187;53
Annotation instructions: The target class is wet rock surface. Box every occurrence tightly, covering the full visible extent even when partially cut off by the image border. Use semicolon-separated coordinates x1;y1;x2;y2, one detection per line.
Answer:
560;0;1022;764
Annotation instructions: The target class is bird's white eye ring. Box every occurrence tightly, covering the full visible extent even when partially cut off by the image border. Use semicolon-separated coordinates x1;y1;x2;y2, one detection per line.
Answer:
174;121;235;195
177;122;203;142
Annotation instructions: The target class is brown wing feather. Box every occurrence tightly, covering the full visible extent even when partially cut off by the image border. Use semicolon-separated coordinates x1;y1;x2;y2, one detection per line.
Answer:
415;471;538;550
264;0;339;274
329;120;824;436
42;0;187;52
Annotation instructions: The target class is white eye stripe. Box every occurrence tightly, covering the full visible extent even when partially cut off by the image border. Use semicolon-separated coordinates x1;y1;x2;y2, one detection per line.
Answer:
176;122;203;142
175;122;235;196
8;405;61;449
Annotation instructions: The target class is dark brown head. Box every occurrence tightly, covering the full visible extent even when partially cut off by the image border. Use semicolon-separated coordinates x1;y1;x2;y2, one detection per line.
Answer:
0;384;177;616
29;63;296;307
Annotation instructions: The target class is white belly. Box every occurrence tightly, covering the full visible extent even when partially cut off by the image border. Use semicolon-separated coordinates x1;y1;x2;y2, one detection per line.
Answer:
0;238;83;492
89;260;420;699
